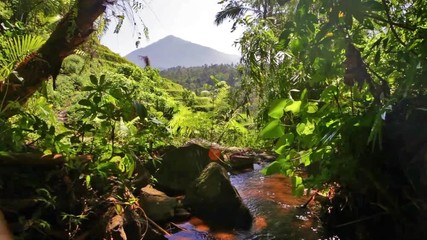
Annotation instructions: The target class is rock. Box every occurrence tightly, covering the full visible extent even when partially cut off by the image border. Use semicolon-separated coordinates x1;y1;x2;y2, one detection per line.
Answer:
131;159;152;195
184;162;253;230
257;151;278;162
229;154;255;171
139;185;178;222
174;207;191;221
153;144;212;194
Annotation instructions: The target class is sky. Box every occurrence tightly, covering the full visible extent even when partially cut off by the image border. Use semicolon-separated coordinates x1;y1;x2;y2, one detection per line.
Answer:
101;0;243;57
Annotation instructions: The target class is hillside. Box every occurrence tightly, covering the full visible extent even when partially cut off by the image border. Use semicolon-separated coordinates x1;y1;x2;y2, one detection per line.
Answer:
125;35;240;69
160;64;241;93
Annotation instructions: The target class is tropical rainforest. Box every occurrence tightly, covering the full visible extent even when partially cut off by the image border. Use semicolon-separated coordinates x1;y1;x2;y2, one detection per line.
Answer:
0;0;427;239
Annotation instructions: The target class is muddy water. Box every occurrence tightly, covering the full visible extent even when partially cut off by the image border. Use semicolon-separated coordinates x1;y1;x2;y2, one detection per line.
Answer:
168;163;325;240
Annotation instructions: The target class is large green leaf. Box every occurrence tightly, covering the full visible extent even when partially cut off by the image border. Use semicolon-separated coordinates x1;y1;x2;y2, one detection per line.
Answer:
300;150;312;166
268;98;291;119
274;133;295;154
291;176;305;196
78;99;92;107
260;161;282;175
285;101;302;114
260;120;284;138
89;75;98;86
132;101;148;119
300;89;308;103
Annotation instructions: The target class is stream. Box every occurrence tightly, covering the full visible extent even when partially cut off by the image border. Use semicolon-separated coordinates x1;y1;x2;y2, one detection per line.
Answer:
168;163;334;240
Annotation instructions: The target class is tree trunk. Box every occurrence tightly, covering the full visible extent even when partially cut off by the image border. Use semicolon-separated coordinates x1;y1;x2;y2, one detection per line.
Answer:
0;0;111;118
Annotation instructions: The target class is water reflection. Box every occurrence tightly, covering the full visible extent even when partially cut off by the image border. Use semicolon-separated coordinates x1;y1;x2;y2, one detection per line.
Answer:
168;163;323;240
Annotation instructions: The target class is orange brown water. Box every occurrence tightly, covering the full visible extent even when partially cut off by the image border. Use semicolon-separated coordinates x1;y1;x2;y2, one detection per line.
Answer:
168;163;324;240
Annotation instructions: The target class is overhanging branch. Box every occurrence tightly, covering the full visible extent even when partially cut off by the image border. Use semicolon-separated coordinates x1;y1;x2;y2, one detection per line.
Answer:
0;0;113;118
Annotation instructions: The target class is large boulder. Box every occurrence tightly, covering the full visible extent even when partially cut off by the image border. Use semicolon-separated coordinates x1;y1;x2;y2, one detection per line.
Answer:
184;162;253;230
153;144;212;194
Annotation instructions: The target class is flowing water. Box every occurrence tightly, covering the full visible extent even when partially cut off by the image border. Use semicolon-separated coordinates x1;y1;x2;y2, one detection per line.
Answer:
167;163;330;240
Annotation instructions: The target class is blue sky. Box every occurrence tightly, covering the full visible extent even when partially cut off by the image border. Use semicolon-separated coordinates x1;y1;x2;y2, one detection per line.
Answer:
101;0;243;56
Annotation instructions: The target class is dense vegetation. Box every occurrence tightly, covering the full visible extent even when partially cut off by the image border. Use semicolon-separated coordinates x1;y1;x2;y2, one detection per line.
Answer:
0;1;258;239
216;0;427;238
1;0;427;239
160;64;241;92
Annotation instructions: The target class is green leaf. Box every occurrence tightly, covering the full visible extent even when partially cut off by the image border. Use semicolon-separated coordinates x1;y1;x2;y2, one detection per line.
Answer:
260;120;284;139
99;74;106;85
374;49;381;64
85;175;91;188
105;95;117;105
54;131;74;142
89;75;98;85
306;102;318;113
133;101;148;119
80;124;95;132
289;38;303;54
93;96;101;105
274;133;295;154
291;175;302;186
261;161;282;175
294;183;305;197
284;101;302;114
110;156;122;163
296;121;315;135
291;176;304;196
300;150;311;166
320;86;338;102
81;86;95;91
97;162;117;172
78;99;92;107
268;99;290;119
300;89;308;103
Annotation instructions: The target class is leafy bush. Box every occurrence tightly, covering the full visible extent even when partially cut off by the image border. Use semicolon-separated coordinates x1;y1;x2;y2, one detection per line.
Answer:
61;55;85;75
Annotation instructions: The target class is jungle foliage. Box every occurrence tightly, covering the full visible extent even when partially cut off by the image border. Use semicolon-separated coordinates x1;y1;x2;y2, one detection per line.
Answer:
1;0;427;239
217;0;427;238
0;1;258;239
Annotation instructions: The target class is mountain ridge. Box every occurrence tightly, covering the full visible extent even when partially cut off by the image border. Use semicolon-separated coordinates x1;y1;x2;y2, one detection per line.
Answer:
125;35;240;69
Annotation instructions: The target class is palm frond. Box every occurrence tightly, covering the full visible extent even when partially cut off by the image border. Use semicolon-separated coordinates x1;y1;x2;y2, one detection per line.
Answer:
214;3;248;26
0;35;45;78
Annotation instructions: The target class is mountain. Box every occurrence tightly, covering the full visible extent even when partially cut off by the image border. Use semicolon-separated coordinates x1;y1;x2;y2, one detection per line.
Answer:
125;35;240;69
